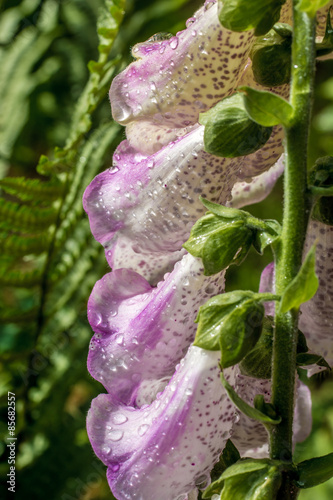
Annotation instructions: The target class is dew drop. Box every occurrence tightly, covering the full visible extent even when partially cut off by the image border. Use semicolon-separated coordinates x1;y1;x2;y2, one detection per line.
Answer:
116;335;124;345
138;424;150;436
147;159;155;169
109;166;119;175
112;413;128;424
109;430;124;442
169;37;179;50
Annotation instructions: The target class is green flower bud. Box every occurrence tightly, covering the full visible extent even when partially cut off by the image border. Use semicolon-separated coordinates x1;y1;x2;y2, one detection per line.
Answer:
250;24;292;87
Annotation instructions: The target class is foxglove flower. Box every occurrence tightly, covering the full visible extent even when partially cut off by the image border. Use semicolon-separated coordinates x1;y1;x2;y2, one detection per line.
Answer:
83;1;295;284
84;1;328;499
87;347;237;500
299;220;333;367
87;253;225;405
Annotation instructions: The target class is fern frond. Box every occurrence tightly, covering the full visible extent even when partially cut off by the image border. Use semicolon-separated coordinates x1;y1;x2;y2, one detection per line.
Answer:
37;0;125;176
0;198;58;230
45;241;101;316
0;1;62;176
0;307;39;324
0;177;64;202
0;231;51;255
0;265;43;287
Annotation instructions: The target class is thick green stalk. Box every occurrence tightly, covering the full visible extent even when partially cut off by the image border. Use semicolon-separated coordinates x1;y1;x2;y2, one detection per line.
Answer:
270;0;316;467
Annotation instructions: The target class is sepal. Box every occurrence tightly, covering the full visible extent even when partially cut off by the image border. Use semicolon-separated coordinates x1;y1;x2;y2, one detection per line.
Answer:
239;317;273;379
309;156;333;225
279;245;319;313
218;0;287;36
199;93;272;158
220;370;281;424
194;291;264;369
240;86;293;127
204;458;283;499
316;8;333;56
250;23;292;86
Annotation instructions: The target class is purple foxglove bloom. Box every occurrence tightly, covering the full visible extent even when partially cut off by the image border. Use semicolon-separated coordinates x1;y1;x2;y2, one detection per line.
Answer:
87;347;237;500
299;220;333;368
83;122;286;284
259;220;333;369
231;373;312;458
87;253;225;405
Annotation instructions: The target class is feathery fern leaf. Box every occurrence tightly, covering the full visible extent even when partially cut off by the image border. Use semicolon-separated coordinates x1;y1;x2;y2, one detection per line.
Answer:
0;177;64;202
0;231;51;255
0;198;58;230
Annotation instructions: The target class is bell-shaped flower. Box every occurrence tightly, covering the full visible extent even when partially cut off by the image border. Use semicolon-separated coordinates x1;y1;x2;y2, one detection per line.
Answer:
87;253;225;405
299;220;333;368
87;347;237;500
231;373;312;458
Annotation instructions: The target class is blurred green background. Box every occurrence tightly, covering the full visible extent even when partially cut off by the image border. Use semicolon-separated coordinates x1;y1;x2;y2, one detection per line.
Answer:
0;1;332;499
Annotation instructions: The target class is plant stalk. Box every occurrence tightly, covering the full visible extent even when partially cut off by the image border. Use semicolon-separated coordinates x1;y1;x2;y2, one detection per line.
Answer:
270;0;316;467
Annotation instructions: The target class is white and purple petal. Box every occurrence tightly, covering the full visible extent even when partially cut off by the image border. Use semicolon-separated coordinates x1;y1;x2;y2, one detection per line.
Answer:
299;220;333;367
88;253;225;405
110;1;254;136
87;347;236;500
83;123;285;282
230;373;312;458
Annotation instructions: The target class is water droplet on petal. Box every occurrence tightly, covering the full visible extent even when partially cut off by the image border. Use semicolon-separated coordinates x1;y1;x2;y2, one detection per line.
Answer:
112;413;128;424
138;424;150;436
109;430;124;442
102;445;111;454
169;37;179;50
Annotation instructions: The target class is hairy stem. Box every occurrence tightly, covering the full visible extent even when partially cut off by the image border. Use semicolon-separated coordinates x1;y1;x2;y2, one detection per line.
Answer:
270;1;316;464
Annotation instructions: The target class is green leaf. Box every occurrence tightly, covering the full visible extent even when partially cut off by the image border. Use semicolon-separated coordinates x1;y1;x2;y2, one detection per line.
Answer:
295;453;333;488
250;23;292;87
199;93;272;158
218;0;287;36
279;245;319;313
297;0;331;18
240;87;293;127
220;370;281;424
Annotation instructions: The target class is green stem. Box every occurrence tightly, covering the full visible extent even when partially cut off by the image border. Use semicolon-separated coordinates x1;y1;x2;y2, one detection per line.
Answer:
270;1;316;465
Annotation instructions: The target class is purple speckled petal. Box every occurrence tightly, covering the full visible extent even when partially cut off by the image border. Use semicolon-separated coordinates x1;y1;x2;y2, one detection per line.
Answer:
87;347;236;500
88;253;225;405
231;374;312;458
110;1;254;135
83;122;285;282
258;262;276;317
299;220;333;368
228;156;284;209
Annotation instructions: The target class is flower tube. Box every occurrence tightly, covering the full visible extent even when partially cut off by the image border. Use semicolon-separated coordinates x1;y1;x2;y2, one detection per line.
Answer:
87;347;237;500
87;253;225;406
299;220;333;367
